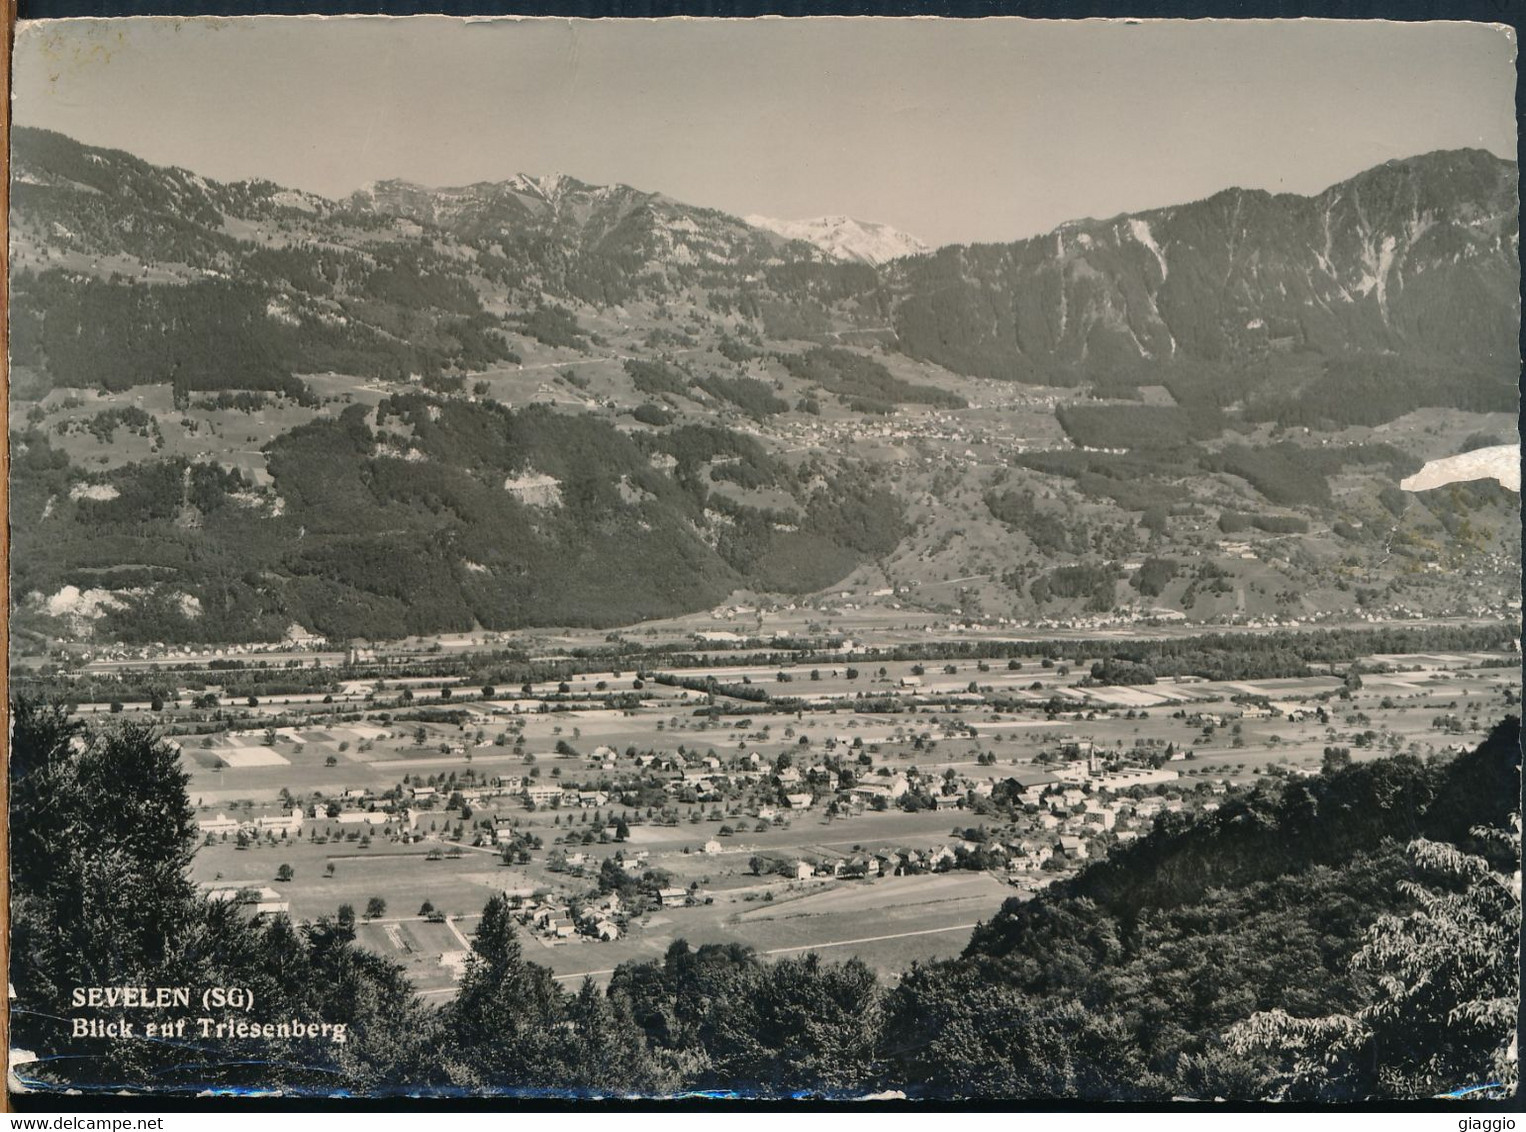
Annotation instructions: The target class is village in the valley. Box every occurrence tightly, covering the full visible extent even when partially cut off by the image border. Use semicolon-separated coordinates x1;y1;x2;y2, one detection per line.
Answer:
26;614;1515;1002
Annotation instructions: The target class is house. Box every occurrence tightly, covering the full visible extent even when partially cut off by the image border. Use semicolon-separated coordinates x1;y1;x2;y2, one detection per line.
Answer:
898;675;922;688
594;919;621;941
844;854;881;878
548;918;576;939
1269;701;1312;722
785;793;813;810
1057;835;1089;860
658;887;690;908
791;860;814;880
932;794;961;811
409;785;437;801
757;806;778;822
1083;801;1116;830
1009;843;1053;872
703;839;723;855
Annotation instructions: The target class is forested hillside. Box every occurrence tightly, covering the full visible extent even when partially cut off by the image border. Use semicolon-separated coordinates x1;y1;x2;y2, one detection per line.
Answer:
11;394;904;642
11;700;1517;1099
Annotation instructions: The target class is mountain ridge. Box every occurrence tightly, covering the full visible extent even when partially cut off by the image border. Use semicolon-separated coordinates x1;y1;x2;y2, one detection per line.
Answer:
743;212;930;265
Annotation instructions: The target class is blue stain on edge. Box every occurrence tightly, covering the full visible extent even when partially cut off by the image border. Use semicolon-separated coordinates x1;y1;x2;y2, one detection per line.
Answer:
1434;1083;1508;1099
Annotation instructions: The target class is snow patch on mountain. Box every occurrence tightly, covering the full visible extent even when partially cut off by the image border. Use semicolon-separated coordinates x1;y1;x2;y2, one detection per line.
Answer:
1128;218;1169;282
1401;444;1520;494
744;213;930;265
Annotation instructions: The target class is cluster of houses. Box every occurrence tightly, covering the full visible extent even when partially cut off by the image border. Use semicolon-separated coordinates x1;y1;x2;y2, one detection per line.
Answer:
519;891;626;943
513;850;700;945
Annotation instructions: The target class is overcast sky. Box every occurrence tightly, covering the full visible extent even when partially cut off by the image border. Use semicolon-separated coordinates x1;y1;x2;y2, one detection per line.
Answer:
12;16;1517;248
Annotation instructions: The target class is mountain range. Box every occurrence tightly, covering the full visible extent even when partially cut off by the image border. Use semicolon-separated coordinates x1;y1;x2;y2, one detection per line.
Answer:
11;128;1519;378
6;127;1520;644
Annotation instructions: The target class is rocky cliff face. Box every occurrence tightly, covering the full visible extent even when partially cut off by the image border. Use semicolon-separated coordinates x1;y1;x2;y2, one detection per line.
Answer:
889;149;1520;379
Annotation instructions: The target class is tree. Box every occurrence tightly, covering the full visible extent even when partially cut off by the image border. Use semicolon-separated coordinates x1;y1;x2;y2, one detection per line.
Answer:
7;698;438;1092
365;896;387;920
1226;822;1521;1100
1322;747;1352;775
10;700;200;1062
419;900;435;916
275;863;294;883
442;894;577;1085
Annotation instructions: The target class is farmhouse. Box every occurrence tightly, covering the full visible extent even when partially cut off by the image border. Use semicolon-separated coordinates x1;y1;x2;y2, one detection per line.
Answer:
1057;835;1089;860
658;887;690;908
